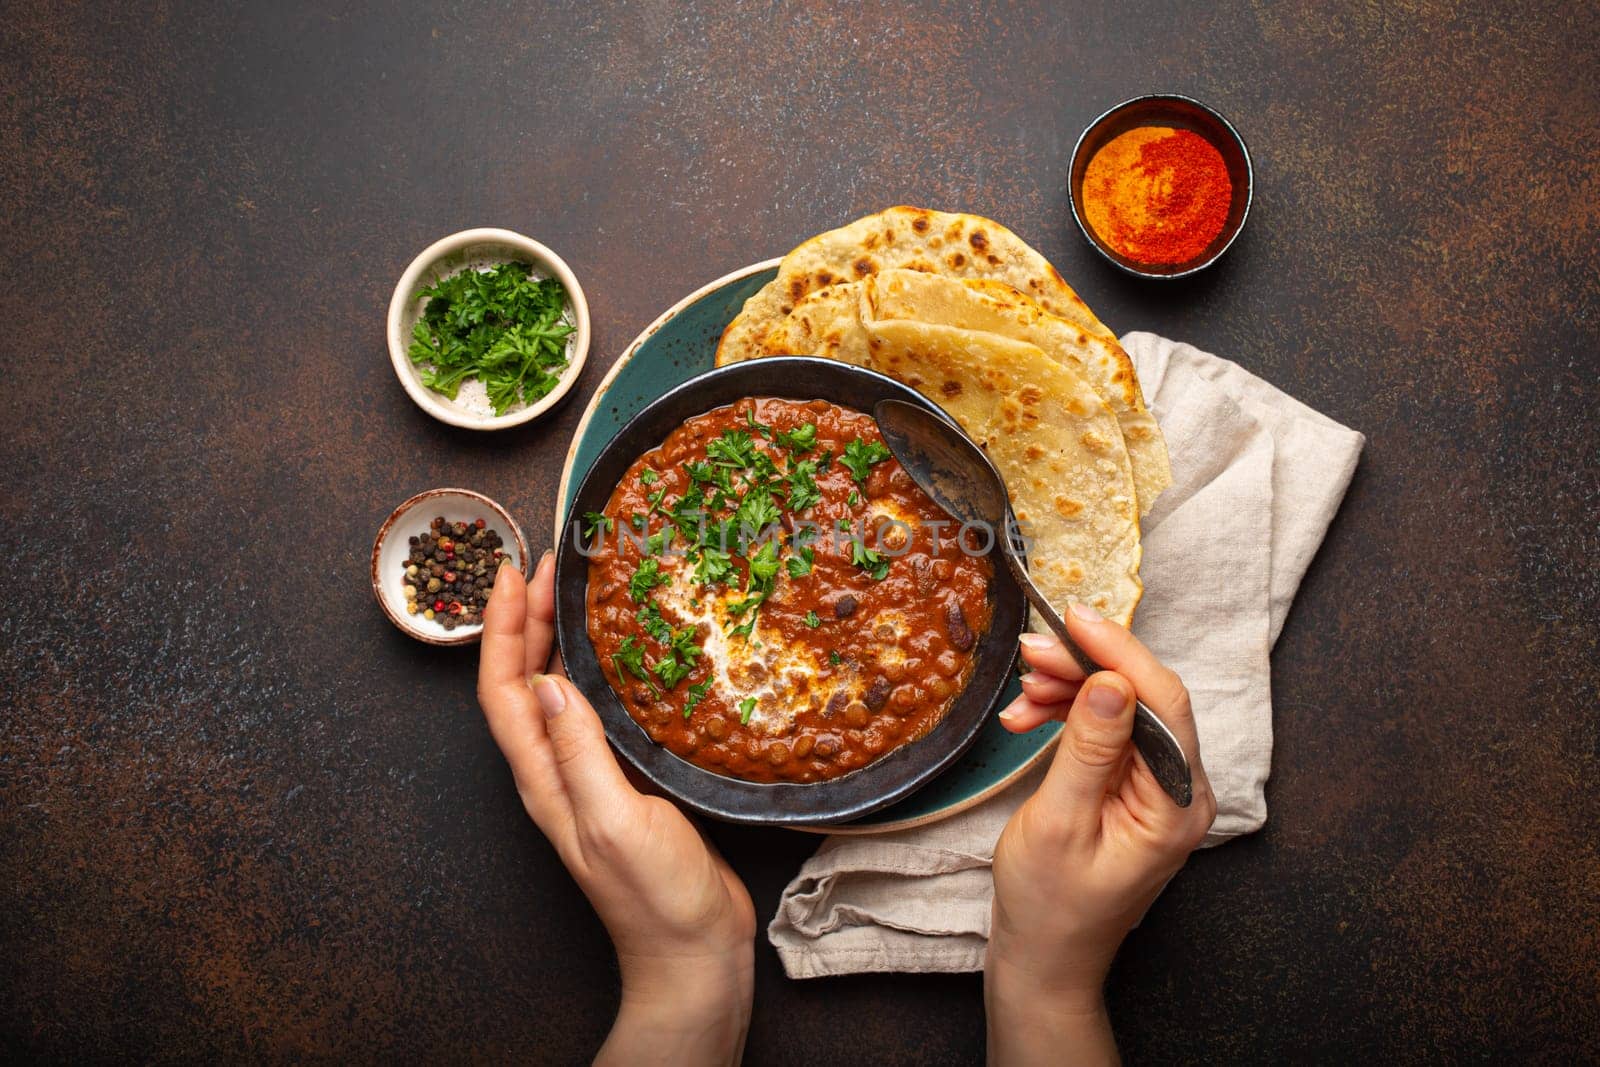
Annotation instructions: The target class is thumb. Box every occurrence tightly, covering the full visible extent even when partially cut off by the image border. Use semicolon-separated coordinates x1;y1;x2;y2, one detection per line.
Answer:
1038;671;1137;828
529;674;636;815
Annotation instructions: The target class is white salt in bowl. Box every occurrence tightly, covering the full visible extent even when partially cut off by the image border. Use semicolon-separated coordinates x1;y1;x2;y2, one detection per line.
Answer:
386;228;590;430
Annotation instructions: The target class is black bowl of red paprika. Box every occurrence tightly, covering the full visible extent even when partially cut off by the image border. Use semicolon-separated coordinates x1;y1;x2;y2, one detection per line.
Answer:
1069;94;1253;279
553;357;1028;826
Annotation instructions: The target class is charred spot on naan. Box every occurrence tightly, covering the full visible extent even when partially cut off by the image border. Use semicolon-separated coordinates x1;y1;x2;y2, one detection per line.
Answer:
1054;496;1085;519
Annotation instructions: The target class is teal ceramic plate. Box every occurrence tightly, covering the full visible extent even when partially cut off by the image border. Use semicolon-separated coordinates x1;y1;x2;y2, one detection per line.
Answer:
555;261;1061;834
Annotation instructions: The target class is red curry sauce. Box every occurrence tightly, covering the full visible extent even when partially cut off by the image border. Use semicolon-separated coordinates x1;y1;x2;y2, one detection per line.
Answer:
584;397;992;783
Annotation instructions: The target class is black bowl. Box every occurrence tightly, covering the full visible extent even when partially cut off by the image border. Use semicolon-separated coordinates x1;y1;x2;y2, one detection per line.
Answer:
1068;93;1253;280
554;357;1026;826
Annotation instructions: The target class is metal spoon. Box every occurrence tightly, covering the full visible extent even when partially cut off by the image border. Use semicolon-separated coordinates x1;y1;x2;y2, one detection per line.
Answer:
873;399;1193;807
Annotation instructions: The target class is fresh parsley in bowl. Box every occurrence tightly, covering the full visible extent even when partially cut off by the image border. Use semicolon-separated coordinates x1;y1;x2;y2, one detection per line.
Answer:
387;229;591;430
409;262;573;415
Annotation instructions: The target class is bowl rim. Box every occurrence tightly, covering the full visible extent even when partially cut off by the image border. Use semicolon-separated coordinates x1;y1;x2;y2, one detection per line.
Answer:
554;356;1027;825
554;258;782;519
386;227;592;430
371;486;532;646
1067;93;1254;280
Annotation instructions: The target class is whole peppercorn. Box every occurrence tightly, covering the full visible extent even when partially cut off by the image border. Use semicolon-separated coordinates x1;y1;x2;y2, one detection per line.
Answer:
402;517;505;632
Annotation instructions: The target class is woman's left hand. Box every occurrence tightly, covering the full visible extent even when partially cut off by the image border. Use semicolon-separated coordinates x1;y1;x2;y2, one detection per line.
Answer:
477;551;755;1066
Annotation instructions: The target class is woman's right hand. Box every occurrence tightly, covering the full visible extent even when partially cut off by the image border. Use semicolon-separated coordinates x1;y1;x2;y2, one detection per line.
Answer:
477;552;756;1066
985;602;1217;1066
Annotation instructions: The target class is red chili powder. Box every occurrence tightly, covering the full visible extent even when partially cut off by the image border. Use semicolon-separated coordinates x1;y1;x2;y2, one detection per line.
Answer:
1081;127;1233;266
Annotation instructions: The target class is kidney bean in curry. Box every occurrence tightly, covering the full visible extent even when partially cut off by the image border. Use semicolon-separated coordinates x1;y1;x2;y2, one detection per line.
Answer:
584;397;992;783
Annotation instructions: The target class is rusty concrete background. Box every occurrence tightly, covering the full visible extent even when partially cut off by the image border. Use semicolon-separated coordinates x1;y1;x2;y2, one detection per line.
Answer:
2;1;1596;1062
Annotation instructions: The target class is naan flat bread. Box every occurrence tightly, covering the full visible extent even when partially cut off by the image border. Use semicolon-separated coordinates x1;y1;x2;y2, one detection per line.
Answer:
717;206;1121;366
866;271;1171;516
860;320;1143;625
761;271;1171;516
719;207;1162;623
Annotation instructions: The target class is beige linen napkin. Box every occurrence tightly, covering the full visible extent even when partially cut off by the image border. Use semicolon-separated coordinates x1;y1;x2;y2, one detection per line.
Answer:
768;332;1365;978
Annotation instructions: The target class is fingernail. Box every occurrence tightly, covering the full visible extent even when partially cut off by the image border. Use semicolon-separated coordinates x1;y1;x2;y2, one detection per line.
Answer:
529;674;567;717
539;547;553;566
1069;600;1101;623
1085;681;1127;719
1019;633;1053;650
498;557;519;574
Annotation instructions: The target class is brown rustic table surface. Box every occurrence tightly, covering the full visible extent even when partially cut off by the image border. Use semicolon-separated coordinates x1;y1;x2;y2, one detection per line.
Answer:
3;2;1596;1062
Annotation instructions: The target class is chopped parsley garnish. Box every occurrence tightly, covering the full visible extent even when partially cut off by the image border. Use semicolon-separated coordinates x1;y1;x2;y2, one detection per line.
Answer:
693;547;735;586
582;511;613;539
646;487;667;510
738;696;758;725
847;489;860;507
787;459;821;512
747;448;782;485
786;545;815;578
733;489;780;539
639;468;659;485
829;650;842;665
841;438;892;483
746;540;781;591
407;261;574;415
652;626;703;687
684;680;713;719
726;592;765;617
707;429;757;468
851;539;891;580
630;512;647;530
784;547;812;579
837;518;853;532
612;636;660;697
686;460;734;492
745;409;774;439
818;448;833;471
637;601;673;643
776;423;817;453
629;558;670;602
805;610;821;628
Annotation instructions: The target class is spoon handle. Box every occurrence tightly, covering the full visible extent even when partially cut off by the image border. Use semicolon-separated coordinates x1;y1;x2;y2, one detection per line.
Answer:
997;546;1194;808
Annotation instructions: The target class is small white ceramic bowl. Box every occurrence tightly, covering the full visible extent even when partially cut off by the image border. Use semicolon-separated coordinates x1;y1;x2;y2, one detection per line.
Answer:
371;488;531;646
387;228;591;430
